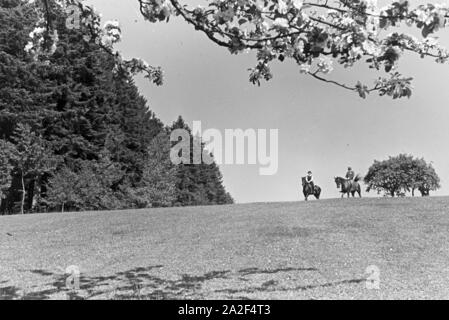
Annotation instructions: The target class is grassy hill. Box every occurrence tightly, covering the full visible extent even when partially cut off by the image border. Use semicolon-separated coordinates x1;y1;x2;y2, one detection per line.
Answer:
1;197;449;300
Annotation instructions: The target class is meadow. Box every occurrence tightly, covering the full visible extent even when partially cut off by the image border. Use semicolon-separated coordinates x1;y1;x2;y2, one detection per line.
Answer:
1;197;448;300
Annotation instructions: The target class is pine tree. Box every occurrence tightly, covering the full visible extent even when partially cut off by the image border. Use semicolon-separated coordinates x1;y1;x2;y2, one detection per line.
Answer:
0;1;50;138
170;116;234;206
129;132;176;208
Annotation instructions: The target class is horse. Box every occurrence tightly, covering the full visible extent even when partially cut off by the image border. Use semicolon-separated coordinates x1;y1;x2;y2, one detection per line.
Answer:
334;175;362;198
301;177;321;201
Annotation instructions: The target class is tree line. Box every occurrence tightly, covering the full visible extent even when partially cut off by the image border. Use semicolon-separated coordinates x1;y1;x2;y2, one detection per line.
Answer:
0;1;233;215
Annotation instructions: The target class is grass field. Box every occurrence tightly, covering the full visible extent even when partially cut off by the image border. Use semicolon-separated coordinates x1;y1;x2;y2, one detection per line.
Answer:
1;197;449;300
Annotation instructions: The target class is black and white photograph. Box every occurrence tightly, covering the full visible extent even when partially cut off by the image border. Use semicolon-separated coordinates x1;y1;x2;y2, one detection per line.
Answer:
1;0;449;304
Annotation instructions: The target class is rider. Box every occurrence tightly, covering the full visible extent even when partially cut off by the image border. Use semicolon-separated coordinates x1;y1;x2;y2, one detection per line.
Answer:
346;167;355;181
305;171;315;190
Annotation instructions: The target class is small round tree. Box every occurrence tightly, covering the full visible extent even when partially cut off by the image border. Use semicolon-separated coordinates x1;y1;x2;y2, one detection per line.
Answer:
364;154;440;197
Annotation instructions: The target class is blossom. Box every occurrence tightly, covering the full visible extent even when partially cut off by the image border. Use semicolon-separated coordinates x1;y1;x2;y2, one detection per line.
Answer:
349;46;364;60
362;0;378;14
273;18;289;29
341;17;355;26
362;40;381;56
24;42;34;53
292;0;304;11
277;0;288;14
299;63;311;74
295;39;305;54
366;16;380;35
316;57;333;74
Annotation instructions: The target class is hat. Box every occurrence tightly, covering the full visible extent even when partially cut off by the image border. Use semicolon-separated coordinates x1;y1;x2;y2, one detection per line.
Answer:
307;171;312;174
348;167;352;170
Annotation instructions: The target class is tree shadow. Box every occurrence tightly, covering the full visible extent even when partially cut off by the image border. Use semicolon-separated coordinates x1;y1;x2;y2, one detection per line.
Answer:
0;286;21;300
215;278;366;295
0;265;366;300
239;267;318;276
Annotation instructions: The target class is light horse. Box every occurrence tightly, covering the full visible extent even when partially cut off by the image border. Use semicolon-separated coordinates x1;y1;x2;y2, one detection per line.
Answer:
334;175;362;198
302;177;322;201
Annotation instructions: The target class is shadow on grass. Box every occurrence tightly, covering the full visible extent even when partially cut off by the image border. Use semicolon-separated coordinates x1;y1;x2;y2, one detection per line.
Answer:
0;265;365;300
215;279;365;295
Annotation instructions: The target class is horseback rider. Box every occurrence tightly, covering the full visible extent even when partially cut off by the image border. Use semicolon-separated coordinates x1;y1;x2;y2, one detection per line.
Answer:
346;167;355;181
305;171;315;190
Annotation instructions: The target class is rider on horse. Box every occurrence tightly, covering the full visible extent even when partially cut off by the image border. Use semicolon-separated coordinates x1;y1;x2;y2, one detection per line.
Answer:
302;171;321;201
334;167;362;198
346;167;355;181
305;171;315;190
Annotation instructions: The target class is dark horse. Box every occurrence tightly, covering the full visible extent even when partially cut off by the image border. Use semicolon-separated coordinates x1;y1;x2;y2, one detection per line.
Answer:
334;175;362;198
302;177;321;201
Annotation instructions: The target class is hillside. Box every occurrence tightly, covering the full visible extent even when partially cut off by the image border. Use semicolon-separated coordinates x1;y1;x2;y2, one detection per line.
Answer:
1;197;449;300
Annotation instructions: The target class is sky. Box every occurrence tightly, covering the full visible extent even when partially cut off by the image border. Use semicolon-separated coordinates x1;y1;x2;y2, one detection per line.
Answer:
88;0;449;203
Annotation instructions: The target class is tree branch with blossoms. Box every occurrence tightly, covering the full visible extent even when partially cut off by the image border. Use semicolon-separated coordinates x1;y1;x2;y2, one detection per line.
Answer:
24;0;163;85
138;0;449;99
24;0;449;99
